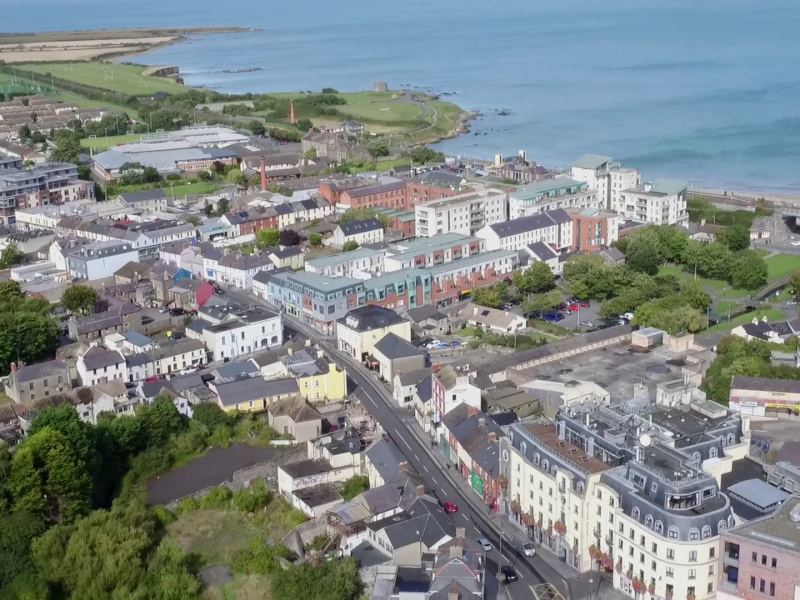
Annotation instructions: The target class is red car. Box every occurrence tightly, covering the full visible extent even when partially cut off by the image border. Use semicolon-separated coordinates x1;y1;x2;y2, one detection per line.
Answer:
580;301;590;308
443;502;459;514
568;304;580;312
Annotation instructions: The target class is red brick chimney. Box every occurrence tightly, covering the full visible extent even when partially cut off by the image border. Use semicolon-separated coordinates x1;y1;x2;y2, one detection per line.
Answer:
290;100;296;124
416;484;425;497
488;432;497;442
260;157;268;192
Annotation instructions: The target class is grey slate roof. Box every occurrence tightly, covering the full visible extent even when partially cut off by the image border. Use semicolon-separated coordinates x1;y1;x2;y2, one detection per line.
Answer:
215;376;299;407
471;440;499;477
406;304;447;323
123;331;153;347
14;359;68;383
731;376;800;394
527;241;557;261
373;333;425;360
270;246;302;259
339;218;382;236
416;375;432;403
489;211;560;238
119;189;167;204
345;181;406;199
126;353;153;368
339;305;407;331
81;346;124;370
366;438;409;484
398;368;431;387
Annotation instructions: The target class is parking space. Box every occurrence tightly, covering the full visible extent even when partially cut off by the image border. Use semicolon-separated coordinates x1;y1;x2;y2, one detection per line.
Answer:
505;297;605;332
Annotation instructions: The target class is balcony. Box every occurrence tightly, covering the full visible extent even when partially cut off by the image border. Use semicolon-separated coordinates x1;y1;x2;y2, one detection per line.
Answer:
606;533;613;545
723;552;739;567
594;525;601;538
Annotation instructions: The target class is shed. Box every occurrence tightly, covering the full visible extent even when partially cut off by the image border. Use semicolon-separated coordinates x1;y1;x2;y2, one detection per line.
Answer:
632;327;663;348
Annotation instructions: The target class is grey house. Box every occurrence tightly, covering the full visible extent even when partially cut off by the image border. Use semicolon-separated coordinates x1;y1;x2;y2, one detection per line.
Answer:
406;304;450;337
5;359;70;403
371;333;426;383
267;396;322;442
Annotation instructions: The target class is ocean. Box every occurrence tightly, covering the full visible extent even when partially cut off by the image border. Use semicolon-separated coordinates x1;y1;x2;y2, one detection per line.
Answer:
5;0;800;191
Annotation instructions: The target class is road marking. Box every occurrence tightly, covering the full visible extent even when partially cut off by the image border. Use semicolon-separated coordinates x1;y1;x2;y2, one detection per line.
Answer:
432;477;438;484
415;454;420;461
395;430;412;450
423;465;429;472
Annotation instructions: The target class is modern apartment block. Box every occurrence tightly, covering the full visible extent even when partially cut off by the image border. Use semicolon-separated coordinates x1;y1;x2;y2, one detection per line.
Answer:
414;189;507;237
383;233;485;273
509;177;600;219
618;179;689;226
0;157;94;225
571;154;641;213
568;207;622;252
477;208;573;253
499;400;748;600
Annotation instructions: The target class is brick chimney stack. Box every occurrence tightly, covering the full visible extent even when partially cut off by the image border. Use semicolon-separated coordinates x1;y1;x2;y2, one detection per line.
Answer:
260;157;268;192
290;100;296;124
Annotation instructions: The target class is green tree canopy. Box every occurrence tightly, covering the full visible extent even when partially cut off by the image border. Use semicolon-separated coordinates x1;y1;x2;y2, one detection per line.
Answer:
60;285;99;316
521;290;562;315
340;208;390;230
0;243;24;270
716;224;751;252
342;241;359;252
471;287;503;309
309;233;322;246
514;262;555;295
256;228;280;248
728;250;768;290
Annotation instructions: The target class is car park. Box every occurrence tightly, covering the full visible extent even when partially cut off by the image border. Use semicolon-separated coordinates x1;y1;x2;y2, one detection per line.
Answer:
500;566;518;583
579;320;593;328
568;303;580;312
580;300;590;308
544;313;564;322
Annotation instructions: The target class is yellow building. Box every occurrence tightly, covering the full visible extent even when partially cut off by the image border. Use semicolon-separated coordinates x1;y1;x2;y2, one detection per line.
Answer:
269;247;305;270
212;376;300;414
282;347;346;402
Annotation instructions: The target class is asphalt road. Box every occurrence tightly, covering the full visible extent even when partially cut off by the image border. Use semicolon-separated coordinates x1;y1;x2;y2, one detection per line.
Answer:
281;320;571;600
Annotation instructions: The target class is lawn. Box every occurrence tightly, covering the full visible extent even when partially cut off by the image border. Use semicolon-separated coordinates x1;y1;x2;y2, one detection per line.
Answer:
705;308;786;334
20;62;188;96
204;574;271;600
81;133;144;151
764;254;800;281
168;183;220;197
377;159;412;171
716;301;740;314
657;266;751;298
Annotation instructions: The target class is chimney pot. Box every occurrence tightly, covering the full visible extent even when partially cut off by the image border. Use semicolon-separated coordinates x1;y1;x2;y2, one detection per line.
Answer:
467;406;479;417
456;527;466;538
416;484;425;497
488;432;497;441
449;546;463;558
399;461;409;472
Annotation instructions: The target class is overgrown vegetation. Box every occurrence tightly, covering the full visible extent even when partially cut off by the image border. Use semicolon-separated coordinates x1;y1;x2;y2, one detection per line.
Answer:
687;197;772;229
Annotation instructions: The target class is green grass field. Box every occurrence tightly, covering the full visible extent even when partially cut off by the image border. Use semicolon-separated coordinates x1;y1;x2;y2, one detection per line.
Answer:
81;133;144;151
705;308;786;334
764;254;800;280
168;183;220;196
21;62;188;96
657;266;751;298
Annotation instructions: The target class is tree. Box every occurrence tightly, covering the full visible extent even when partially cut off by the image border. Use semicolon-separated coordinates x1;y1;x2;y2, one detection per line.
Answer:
279;229;301;246
563;254;605;281
296;118;314;132
32;504;155;598
369;140;390;158
625;235;661;275
196;170;212;182
789;272;800;298
139;396;184;447
60;285;99;316
18;124;31;141
256;228;280;248
224;169;245;186
309;233;322;246
215;198;231;216
514;262;555;295
679;280;712;311
271;558;362;600
203;200;214;218
50;135;82;164
717;224;751;252
471;287;503;309
341;475;370;500
0;511;49;593
303;149;317;159
185;214;202;226
142;166;161;183
684;240;732;280
728;250;768;290
192;403;230;432
343;241;359;252
0;242;24;269
521;290;562;315
409;147;444;164
248;120;266;136
8;427;93;524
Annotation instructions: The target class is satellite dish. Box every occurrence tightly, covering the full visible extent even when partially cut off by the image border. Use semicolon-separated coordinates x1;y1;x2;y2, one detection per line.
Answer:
639;433;652;447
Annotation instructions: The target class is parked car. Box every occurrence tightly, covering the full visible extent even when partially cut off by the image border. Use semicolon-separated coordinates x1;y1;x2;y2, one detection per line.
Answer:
521;542;536;557
579;300;590;308
477;537;493;551
435;342;449;349
544;313;564;322
579;320;593;328
501;566;518;583
526;310;542;319
621;312;635;321
555;302;566;310
170;308;186;316
568;303;580;312
425;340;442;349
443;502;459;514
449;341;460;347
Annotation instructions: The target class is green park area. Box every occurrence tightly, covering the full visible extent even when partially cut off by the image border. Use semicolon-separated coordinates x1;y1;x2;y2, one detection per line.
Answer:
20;62;188;96
705;308;786;334
764;253;800;280
81;133;144;151
657;266;752;298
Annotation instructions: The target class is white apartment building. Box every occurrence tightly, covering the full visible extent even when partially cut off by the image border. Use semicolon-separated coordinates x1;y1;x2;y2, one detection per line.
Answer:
477;208;573;253
499;402;748;600
382;233;485;274
67;240;140;281
15;200;129;232
617;179;689;226
194;307;283;361
305;246;388;278
509;177;599;220
205;252;274;289
329;218;384;248
571;154;641;213
77;345;126;386
415;189;507;237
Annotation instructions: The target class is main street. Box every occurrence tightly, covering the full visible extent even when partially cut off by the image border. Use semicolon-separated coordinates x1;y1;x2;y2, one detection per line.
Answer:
278;317;574;600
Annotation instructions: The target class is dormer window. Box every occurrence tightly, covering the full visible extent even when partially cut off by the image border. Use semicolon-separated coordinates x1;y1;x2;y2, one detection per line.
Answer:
667;526;679;539
718;520;727;532
542;459;549;472
689;528;700;541
655;521;664;534
702;526;712;539
533;452;540;465
710;447;718;458
645;515;653;528
632;507;640;521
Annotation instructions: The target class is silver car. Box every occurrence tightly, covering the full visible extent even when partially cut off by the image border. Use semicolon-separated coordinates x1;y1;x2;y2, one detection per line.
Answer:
522;542;536;557
477;537;493;551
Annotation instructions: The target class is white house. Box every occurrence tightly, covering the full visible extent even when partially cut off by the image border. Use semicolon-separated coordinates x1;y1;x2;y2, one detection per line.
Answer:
457;302;527;335
570;154;641;213
431;365;481;422
77;345;126;386
329;218;384;248
198;307;283;361
67;240;140;281
126;353;154;383
523;241;561;274
212;252;274;289
476;208;572;253
415;188;507;237
336;305;412;361
152;339;207;375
